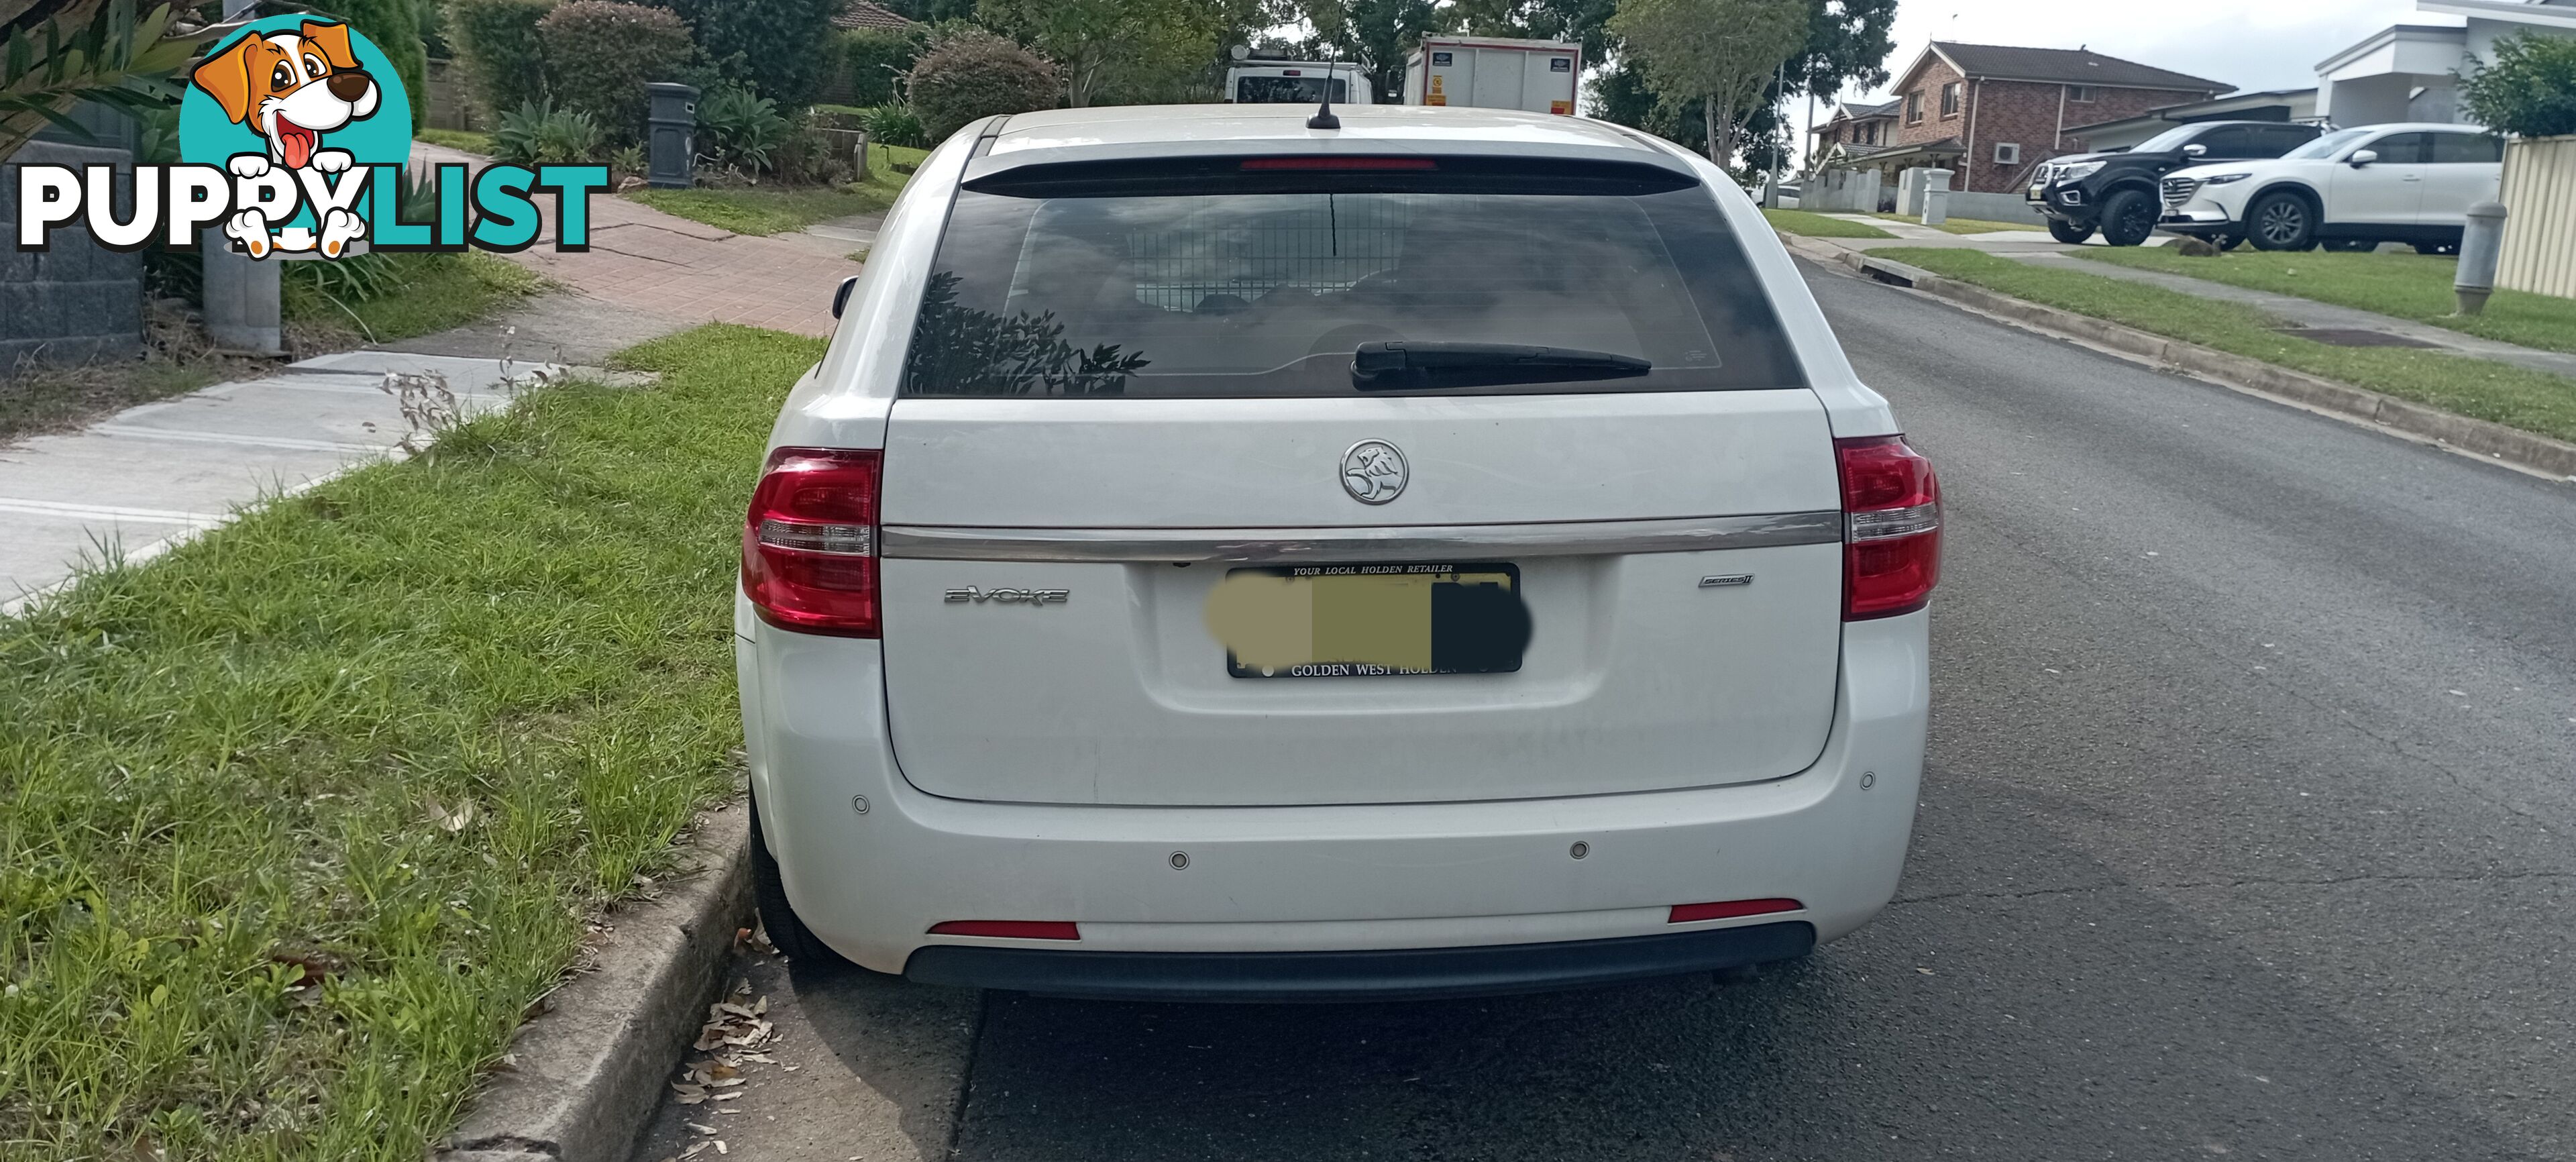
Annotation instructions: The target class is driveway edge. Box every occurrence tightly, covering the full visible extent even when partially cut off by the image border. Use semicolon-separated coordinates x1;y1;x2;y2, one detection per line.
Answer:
434;800;755;1162
1778;232;2576;481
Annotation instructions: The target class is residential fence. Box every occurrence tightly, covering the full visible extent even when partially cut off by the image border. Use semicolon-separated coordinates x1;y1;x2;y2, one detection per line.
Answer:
2498;134;2576;301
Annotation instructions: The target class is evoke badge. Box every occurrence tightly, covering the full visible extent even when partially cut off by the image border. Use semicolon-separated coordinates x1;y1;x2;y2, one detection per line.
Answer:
1341;439;1408;505
945;587;1069;604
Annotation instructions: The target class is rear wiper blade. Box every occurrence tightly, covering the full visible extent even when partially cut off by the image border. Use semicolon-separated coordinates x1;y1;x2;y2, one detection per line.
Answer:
1350;341;1652;390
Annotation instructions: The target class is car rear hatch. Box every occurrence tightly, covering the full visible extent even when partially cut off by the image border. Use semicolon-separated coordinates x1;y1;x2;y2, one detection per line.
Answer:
873;150;1847;807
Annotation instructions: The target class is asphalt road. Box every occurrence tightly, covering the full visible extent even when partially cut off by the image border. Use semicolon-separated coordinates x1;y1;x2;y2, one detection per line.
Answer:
634;262;2576;1162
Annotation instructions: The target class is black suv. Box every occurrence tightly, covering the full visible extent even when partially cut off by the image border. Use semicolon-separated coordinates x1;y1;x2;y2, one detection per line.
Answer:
2027;121;2322;246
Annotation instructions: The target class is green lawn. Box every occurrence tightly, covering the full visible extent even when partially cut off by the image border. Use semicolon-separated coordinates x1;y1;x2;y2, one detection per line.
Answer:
414;129;493;155
0;358;226;443
284;251;543;347
1762;208;1894;239
0;325;816;1160
627;144;928;236
1868;211;2042;236
1879;247;2576;443
2072;247;2576;356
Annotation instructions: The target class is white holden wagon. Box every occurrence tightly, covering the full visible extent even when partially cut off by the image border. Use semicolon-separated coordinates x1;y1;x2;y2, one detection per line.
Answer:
736;103;1937;1000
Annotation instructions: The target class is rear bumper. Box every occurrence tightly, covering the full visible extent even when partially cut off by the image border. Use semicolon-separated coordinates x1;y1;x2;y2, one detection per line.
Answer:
738;601;1927;990
904;922;1815;1000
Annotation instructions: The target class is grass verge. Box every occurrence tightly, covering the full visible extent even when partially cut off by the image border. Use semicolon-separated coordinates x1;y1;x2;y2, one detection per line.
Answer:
0;324;816;1160
1868;211;2041;235
1762;208;1894;239
284;251;544;348
0;358;227;443
1879;247;2576;443
627;144;928;236
2070;246;2576;356
414;129;493;156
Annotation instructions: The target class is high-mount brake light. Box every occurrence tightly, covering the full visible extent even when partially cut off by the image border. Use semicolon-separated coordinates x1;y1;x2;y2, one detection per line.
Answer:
1835;435;1941;620
742;447;882;637
1239;156;1438;170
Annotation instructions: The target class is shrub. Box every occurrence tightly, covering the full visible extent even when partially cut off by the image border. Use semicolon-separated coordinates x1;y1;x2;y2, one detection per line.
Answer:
859;103;926;149
450;0;555;116
696;85;792;174
835;25;926;107
537;0;695;143
771;126;856;186
648;0;841;109
905;28;1057;145
2461;30;2576;139
492;97;606;164
313;0;430;122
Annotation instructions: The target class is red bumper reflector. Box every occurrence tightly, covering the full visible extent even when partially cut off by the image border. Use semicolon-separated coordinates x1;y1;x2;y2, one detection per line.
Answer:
1668;898;1803;924
927;920;1081;940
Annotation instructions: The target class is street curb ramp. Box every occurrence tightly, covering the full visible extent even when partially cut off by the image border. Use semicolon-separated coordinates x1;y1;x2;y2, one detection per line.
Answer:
434;802;754;1162
1776;232;2576;482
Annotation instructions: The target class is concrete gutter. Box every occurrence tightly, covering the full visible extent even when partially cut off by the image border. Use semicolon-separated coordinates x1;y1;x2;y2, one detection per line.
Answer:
435;802;755;1162
1778;231;2576;482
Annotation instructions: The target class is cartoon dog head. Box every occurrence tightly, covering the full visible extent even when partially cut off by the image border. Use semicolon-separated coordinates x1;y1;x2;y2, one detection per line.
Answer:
191;21;380;169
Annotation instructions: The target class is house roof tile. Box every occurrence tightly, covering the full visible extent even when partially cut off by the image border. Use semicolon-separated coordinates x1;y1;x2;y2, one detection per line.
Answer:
1927;42;2229;93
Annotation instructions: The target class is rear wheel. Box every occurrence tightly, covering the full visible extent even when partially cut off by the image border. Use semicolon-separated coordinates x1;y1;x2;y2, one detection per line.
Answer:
2248;191;2316;251
2046;218;2095;244
2098;190;2157;246
750;801;855;969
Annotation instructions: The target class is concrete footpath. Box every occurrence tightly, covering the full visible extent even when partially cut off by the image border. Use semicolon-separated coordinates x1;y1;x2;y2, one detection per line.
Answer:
0;350;557;614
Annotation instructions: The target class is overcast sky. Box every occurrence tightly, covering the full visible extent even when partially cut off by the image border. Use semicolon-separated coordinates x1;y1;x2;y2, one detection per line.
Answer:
1839;0;2455;107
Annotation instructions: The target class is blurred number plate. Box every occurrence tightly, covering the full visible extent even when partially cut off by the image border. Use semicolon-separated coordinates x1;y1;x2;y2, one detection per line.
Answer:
1211;562;1529;678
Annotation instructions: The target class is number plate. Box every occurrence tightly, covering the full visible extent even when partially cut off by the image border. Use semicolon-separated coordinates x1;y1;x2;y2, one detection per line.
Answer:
1208;562;1529;678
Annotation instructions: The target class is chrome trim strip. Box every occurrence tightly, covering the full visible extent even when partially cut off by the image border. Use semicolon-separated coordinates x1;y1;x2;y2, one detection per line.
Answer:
879;511;1843;564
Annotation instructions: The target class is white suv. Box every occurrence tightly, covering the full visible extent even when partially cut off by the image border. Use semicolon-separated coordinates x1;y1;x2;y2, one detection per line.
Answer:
2159;122;2504;252
737;104;1937;1000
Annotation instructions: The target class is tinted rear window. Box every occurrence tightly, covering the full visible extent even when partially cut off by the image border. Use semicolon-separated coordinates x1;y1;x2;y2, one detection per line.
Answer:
900;161;1806;399
1236;76;1348;104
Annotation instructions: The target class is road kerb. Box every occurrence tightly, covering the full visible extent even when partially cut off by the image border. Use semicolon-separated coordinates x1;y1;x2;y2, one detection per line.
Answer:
1777;231;2576;481
433;800;754;1162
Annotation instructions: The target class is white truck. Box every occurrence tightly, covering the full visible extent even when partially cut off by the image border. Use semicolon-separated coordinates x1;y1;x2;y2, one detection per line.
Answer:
1401;36;1580;115
1224;60;1375;106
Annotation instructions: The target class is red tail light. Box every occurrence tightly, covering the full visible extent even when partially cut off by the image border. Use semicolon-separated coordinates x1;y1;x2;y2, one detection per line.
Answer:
742;447;881;637
1835;435;1941;620
1668;898;1803;923
927;920;1081;940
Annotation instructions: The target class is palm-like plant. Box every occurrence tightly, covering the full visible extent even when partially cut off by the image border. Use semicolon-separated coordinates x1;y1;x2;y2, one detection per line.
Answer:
1;0;200;161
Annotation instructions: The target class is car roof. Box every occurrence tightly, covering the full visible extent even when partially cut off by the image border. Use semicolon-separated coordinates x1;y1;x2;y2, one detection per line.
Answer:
973;103;1677;177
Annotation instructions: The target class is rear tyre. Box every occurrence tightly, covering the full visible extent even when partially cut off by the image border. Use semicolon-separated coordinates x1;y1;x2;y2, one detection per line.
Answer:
2046;218;2096;244
2098;190;2157;246
2247;191;2316;252
751;801;857;969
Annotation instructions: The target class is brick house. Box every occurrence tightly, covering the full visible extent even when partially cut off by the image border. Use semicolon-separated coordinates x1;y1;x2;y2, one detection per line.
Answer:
1806;99;1902;172
1869;42;2229;194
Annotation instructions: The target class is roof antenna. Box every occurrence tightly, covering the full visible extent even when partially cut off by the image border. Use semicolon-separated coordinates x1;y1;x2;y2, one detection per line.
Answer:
1308;50;1342;130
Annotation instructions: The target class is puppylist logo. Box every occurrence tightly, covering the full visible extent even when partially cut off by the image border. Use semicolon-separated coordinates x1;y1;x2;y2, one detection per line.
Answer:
13;15;604;257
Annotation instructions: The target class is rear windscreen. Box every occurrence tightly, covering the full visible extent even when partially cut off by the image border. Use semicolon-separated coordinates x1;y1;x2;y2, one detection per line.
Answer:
900;162;1806;398
1236;76;1348;104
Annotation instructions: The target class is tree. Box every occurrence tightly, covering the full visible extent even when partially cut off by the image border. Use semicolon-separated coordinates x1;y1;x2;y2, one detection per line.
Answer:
315;0;429;122
906;25;1057;142
1607;0;1803;170
2461;30;2576;139
1294;0;1449;101
1;0;195;161
979;0;1222;108
1452;0;1614;59
652;0;841;108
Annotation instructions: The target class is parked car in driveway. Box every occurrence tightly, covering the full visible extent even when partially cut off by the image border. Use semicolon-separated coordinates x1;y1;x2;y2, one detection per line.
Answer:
738;103;1938;1002
2157;123;2505;252
2026;119;2323;246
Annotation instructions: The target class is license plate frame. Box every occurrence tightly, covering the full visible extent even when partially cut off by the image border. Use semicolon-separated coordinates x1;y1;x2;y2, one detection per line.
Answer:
1214;561;1528;679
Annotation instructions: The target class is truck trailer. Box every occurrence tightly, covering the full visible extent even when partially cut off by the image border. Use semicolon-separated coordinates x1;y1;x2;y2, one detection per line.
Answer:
1401;36;1580;115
